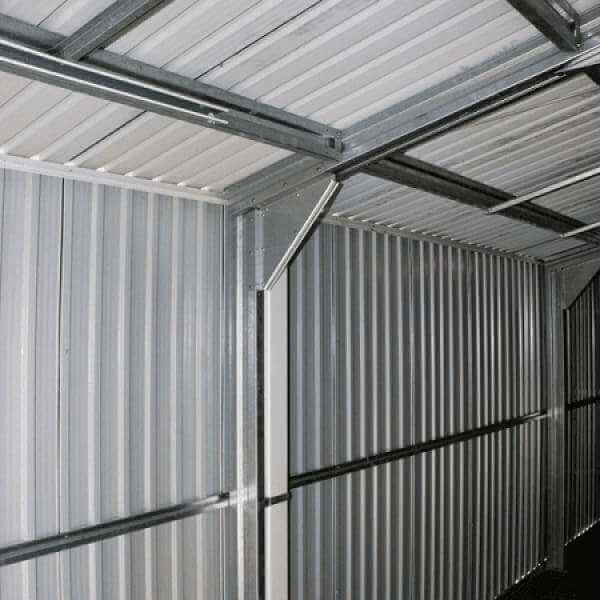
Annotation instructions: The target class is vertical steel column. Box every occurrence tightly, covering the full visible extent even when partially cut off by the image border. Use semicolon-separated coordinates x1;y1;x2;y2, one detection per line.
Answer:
545;268;566;568
234;178;340;599
263;272;289;600
236;210;261;600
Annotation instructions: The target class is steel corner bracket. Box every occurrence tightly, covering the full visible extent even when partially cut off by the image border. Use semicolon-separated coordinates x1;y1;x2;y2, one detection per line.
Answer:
254;176;341;290
562;259;600;308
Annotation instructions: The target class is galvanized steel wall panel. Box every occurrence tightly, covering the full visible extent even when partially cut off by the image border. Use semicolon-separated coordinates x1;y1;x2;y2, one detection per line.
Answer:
60;180;223;526
565;271;600;542
0;510;228;600
0;168;229;599
290;221;544;599
290;421;543;600
0;168;62;599
290;224;542;473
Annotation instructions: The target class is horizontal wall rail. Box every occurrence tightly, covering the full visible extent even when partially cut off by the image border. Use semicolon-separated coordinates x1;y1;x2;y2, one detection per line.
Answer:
0;492;231;567
566;395;600;411
290;411;547;489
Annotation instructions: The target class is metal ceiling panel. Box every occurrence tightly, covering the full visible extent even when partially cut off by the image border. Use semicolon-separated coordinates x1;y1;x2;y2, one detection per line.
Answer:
536;176;600;224
0;0;597;243
408;75;600;197
327;173;581;259
0;0;116;35
0;0;565;192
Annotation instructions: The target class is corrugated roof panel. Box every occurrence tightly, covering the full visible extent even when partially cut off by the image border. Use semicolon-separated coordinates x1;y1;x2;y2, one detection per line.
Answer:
105;0;543;127
0;1;596;200
328;174;575;258
0;0;116;35
408;75;600;197
0;0;550;192
0;85;288;192
522;237;587;259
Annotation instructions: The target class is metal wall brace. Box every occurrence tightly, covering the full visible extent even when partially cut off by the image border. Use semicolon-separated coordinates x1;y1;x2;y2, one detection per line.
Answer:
254;177;341;290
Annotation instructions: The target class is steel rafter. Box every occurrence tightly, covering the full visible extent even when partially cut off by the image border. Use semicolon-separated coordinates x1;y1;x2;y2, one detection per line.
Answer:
54;0;176;60
0;15;341;161
506;0;581;51
364;155;600;247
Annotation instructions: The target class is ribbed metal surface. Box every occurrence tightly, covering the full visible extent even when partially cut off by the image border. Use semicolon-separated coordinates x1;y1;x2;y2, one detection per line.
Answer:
290;223;542;474
566;272;600;406
0;510;228;600
565;271;600;543
61;179;224;525
290;221;544;599
0;167;228;598
0;168;62;565
408;74;600;198
327;173;585;260
290;420;544;600
566;404;600;543
0;0;567;190
0;0;116;35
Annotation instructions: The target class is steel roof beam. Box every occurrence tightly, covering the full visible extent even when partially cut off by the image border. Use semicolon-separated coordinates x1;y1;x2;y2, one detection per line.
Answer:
506;0;581;51
226;6;600;209
363;154;600;246
54;0;175;60
0;14;341;161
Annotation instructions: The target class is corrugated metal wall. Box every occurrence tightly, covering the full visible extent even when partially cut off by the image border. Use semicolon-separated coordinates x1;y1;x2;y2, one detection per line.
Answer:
0;168;230;599
289;223;544;600
565;271;600;543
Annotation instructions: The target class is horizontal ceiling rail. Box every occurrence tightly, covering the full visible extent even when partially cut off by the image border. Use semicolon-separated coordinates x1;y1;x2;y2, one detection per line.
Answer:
226;5;600;199
363;155;600;247
561;220;600;238
0;493;231;567
54;0;176;60
488;165;600;213
506;0;582;51
0;15;341;161
290;411;547;489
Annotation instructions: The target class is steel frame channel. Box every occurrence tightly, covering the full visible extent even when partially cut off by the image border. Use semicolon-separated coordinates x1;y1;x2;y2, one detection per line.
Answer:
0;493;230;567
54;0;177;60
545;268;566;569
0;15;341;160
290;411;547;489
505;0;582;51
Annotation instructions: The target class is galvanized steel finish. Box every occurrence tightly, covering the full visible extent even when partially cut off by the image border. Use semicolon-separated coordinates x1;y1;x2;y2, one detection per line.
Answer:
289;221;544;599
0;168;228;598
290;420;544;600
565;270;600;543
0;0;577;192
290;223;543;474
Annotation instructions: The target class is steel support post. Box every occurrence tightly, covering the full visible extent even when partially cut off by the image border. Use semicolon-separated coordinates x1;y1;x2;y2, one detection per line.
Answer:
545;268;566;568
234;177;341;599
235;210;261;600
263;272;289;600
